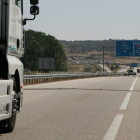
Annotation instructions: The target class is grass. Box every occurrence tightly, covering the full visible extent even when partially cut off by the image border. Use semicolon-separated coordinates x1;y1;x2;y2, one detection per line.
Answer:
68;64;102;73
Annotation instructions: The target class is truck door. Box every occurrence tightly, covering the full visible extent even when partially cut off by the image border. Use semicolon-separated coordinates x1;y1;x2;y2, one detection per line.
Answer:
8;0;23;57
16;0;23;56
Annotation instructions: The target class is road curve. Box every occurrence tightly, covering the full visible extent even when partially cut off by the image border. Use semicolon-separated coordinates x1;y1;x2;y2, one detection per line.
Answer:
98;64;112;73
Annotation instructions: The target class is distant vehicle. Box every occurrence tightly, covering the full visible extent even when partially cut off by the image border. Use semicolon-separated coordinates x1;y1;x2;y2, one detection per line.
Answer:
124;70;136;76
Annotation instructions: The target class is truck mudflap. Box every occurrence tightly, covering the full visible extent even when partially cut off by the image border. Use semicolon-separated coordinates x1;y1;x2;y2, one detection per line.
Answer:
0;80;13;121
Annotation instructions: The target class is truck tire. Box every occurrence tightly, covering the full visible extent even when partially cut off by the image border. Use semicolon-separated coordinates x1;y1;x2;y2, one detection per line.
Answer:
6;77;17;132
0;78;17;133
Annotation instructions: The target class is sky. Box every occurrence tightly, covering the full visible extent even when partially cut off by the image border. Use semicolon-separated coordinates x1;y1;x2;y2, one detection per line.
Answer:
24;0;140;41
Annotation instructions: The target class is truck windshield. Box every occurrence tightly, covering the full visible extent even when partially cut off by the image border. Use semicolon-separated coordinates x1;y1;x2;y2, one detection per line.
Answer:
15;0;23;14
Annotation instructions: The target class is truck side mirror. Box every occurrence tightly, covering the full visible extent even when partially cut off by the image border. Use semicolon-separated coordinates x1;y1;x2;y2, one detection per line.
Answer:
24;1;39;26
30;0;39;5
30;6;39;15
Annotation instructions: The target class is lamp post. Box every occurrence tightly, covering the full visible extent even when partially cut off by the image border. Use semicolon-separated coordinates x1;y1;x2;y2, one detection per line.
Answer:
103;47;105;71
102;46;114;72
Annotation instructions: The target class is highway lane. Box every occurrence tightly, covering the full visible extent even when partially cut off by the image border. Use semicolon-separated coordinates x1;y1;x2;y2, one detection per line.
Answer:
115;76;140;140
1;76;140;140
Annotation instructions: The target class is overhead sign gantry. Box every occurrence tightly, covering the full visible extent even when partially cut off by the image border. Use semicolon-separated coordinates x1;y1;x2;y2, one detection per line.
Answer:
116;40;140;57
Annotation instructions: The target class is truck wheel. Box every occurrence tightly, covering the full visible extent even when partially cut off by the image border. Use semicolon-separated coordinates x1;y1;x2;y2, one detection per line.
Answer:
6;77;17;132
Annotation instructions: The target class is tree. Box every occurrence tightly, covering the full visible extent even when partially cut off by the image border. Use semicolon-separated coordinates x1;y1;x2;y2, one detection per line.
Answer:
21;30;67;71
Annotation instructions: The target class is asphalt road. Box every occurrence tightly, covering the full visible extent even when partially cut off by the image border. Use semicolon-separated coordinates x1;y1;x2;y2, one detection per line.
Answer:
98;64;112;73
117;66;130;73
1;76;140;140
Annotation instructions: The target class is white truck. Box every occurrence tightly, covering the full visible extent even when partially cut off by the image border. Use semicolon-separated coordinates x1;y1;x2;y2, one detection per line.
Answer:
0;0;39;132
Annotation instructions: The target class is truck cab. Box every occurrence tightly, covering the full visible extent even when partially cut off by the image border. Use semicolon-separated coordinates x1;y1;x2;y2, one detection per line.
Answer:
0;0;39;132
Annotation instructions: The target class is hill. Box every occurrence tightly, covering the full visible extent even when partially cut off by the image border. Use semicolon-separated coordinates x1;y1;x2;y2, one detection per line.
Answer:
59;39;116;54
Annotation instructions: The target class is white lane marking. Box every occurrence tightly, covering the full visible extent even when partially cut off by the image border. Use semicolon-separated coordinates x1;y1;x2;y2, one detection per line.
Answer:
120;93;131;110
103;114;123;140
129;76;138;91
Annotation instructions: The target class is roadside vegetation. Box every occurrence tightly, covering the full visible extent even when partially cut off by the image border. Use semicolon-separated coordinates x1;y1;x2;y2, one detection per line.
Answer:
21;30;67;72
68;63;102;73
59;40;115;53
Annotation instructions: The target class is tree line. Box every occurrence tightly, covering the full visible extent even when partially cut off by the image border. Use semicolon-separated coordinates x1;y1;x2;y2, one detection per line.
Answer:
59;40;116;53
21;30;67;72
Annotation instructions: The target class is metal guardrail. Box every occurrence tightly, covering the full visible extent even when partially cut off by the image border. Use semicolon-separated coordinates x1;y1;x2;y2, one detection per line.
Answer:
23;72;123;85
24;73;96;79
24;72;123;79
